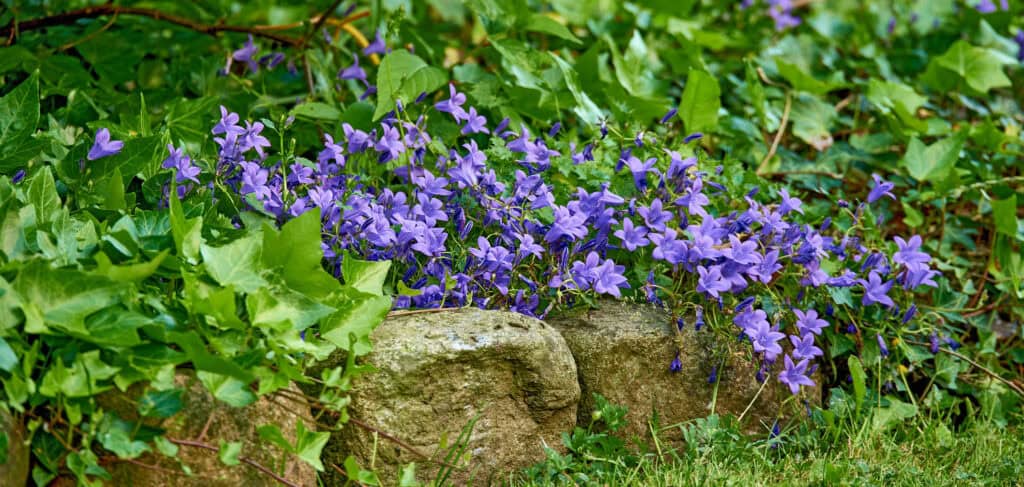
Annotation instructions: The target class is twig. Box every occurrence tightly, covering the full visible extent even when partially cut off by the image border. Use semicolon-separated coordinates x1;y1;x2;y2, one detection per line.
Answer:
757;93;792;176
347;417;462;470
196;411;216;443
167;438;300;487
303;0;346;49
0;5;301;46
58;10;118;51
906;341;1024;397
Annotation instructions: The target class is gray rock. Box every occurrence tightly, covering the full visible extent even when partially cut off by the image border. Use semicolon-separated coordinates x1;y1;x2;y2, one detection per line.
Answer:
102;371;317;487
321;308;580;486
548;300;820;442
0;410;29;487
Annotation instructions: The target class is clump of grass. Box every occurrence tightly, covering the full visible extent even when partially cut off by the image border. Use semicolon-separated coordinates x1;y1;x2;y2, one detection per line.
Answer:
515;394;1024;486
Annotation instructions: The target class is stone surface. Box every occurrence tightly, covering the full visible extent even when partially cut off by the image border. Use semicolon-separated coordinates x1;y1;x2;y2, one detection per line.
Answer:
0;410;29;487
102;371;317;487
548;300;820;442
321;308;580;486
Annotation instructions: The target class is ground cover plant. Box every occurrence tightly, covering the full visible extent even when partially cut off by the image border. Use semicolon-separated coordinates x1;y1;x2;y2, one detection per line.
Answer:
0;0;1022;485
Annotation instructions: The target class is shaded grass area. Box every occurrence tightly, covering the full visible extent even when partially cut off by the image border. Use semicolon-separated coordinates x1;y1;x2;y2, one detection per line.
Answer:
515;413;1024;486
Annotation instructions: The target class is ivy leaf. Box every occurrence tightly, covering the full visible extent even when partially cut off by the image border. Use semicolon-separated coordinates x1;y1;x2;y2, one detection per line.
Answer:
262;209;340;298
934;41;1011;93
218;441;243;466
373;50;447;120
294;421;330;471
12;261;125;334
137;389;184;418
0;72;41;171
321;288;392;357
25;166;60;223
901;132;966;183
342;253;392;297
0;336;17;372
201;233;267;294
197;371;257;408
680;69;720;134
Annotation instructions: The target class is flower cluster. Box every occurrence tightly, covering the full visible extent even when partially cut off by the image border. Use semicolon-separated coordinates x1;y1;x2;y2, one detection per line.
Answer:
742;0;801;31
159;52;940;397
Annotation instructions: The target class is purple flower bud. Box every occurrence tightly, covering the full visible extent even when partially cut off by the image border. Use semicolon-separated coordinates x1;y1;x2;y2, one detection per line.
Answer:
494;117;511;135
548;122;561;137
707;365;718;384
676;317;685;331
670;352;682;373
902;304;917;324
929;333;940;354
12;169;26;184
600;120;608;138
734;296;755;312
660;107;678;124
695;307;705;331
877;333;889;357
683;132;703;143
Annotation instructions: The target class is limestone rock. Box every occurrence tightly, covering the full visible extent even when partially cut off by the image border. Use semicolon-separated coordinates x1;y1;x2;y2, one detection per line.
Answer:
548;300;821;442
0;410;29;487
102;371;317;487
321;308;580;486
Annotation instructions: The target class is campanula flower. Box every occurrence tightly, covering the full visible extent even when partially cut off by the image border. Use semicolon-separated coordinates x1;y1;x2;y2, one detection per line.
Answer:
778;354;816;394
87;128;124;160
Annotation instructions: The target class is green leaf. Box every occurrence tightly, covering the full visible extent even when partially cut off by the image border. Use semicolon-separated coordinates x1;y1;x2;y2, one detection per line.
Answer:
247;286;335;332
901;133;966;183
168;331;254;382
848;355;866;414
24;166;59;223
290;102;341;121
871;397;918;432
791;94;836;151
934;41;1012;93
12;261;126;334
294;421;330;471
262;209;340;298
218;441;243;466
137;389;184;418
775;58;843;95
99;426;150;460
549;53;603;126
0;72;41;171
197;371;257;408
374;50;448;120
201;233;267;294
257;424;295;452
524;14;581;44
321;288;392;357
991;196;1018;237
342;253;392;297
0;337;17;372
94;250;168;282
680;69;720;134
168;189;202;263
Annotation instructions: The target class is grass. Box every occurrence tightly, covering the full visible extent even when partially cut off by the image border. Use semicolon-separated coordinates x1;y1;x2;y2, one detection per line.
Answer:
513;399;1024;487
